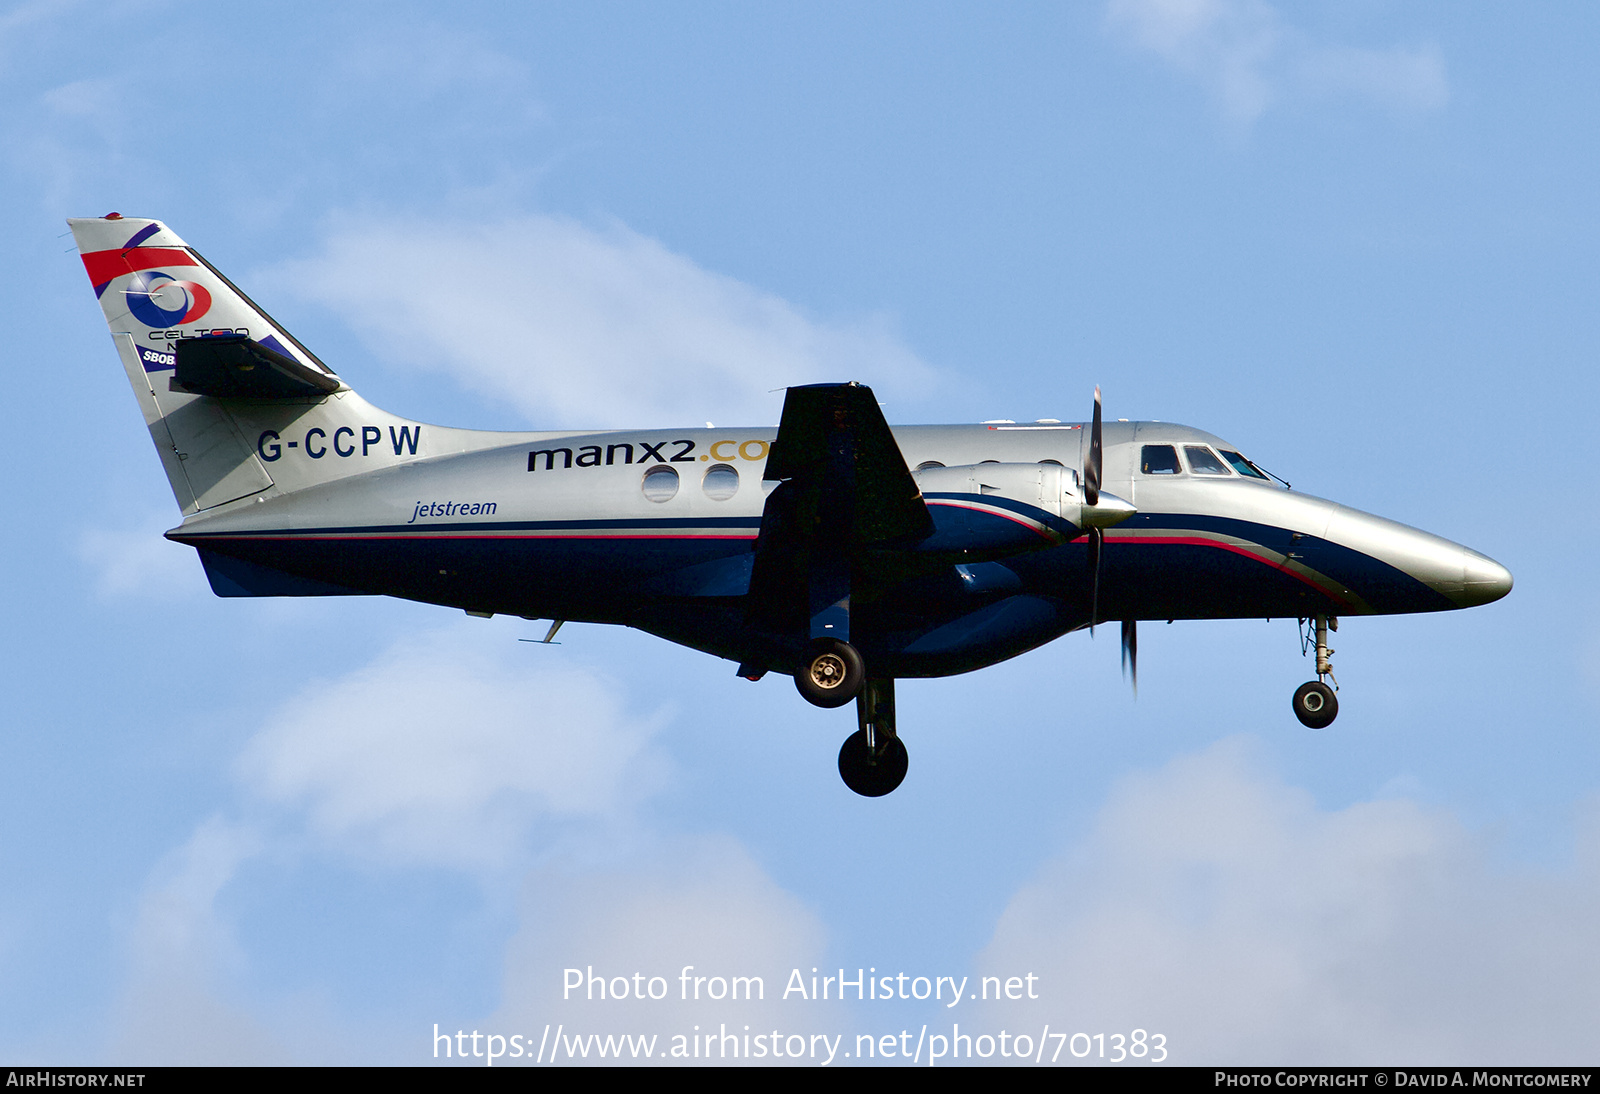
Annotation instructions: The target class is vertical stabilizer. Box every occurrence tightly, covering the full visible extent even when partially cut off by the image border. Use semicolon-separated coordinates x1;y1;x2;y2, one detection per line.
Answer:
71;215;444;516
71;216;336;385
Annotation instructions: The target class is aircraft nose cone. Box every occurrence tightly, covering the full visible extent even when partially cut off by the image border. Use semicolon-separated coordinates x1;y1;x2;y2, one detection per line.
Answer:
1321;503;1511;612
1460;547;1512;607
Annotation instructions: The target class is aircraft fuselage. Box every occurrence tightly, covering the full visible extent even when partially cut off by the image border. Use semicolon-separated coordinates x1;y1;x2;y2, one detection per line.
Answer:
169;418;1508;679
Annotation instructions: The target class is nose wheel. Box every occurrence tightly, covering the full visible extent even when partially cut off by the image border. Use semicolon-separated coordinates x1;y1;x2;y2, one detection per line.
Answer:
1292;616;1339;729
1292;680;1338;728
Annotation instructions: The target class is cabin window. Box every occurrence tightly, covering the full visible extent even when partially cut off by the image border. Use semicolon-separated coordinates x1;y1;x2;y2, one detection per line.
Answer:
1184;445;1231;475
702;463;740;501
1220;449;1270;480
1140;445;1181;475
641;465;679;502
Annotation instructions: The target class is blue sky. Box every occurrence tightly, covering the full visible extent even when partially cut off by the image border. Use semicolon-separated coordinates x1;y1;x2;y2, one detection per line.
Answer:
3;0;1596;1065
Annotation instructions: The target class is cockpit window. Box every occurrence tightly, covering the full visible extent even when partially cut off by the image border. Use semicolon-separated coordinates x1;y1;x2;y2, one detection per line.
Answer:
1141;445;1181;475
1184;446;1231;475
1219;449;1270;480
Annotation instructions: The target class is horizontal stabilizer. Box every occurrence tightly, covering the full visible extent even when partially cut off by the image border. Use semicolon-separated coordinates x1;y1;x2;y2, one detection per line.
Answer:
175;334;342;400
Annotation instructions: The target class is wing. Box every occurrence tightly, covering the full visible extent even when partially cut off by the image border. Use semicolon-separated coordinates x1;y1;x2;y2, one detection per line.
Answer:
762;382;934;546
746;383;933;636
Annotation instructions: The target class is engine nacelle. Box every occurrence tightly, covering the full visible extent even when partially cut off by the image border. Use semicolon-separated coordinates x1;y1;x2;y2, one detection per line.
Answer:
911;462;1133;550
913;462;1075;517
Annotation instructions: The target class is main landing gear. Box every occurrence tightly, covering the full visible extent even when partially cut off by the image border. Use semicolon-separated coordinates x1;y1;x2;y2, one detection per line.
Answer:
792;641;907;796
839;678;906;797
794;638;866;708
1292;616;1339;729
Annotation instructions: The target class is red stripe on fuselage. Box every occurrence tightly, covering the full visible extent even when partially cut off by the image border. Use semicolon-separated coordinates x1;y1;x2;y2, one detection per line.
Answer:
925;499;1056;539
1105;532;1352;606
175;532;761;543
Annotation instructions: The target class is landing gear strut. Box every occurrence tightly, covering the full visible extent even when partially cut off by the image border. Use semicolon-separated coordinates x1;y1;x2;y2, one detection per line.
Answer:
1292;616;1339;729
838;678;907;797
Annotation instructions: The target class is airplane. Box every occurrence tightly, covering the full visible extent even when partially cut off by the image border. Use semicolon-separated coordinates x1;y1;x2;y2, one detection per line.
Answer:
71;214;1513;797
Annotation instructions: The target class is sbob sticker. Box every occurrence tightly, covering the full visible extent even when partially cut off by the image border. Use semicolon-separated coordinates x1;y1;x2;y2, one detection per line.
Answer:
138;346;176;372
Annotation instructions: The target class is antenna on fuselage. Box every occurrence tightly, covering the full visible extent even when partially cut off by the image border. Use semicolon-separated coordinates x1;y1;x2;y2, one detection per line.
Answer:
518;619;565;645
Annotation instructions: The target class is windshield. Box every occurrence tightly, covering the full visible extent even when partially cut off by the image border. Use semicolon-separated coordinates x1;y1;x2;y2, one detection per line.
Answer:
1184;445;1230;475
1219;449;1270;480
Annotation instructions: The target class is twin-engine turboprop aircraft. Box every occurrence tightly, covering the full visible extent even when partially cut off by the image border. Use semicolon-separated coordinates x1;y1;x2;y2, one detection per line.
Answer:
72;215;1513;796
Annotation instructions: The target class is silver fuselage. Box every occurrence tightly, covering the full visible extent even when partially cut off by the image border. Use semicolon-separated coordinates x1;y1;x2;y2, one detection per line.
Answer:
170;417;1510;678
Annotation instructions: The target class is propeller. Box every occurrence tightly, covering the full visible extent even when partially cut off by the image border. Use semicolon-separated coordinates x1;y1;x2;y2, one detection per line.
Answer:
1084;385;1102;507
1085;386;1103;634
1087;526;1102;634
1121;618;1137;695
1080;385;1139;694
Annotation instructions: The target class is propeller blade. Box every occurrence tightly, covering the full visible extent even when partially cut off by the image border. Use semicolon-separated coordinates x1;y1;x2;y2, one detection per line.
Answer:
1085;385;1102;507
1083;386;1110;637
1088;526;1102;635
1121;618;1138;695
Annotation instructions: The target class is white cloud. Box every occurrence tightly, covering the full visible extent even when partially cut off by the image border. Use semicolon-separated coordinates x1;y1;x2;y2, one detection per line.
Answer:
107;621;818;1063
1109;0;1281;122
16;73;136;206
237;623;671;871
76;513;201;599
268;215;937;429
1107;0;1447;125
1299;43;1447;114
109;819;288;1064
334;25;542;123
489;836;828;1065
1583;631;1600;709
0;0;81;53
977;738;1600;1063
38;75;115;118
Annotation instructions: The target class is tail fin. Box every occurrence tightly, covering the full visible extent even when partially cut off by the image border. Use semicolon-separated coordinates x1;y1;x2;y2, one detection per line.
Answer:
72;215;340;386
71;215;434;515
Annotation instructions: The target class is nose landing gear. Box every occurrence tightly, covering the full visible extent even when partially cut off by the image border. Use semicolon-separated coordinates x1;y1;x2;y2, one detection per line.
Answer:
1293;616;1339;729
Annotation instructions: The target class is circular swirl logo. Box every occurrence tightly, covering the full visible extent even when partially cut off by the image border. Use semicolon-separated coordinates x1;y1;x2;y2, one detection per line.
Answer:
124;271;212;329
